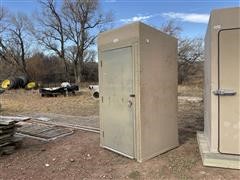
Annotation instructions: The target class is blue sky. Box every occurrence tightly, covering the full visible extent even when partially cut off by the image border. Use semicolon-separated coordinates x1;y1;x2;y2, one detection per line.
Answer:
103;0;239;38
1;0;239;39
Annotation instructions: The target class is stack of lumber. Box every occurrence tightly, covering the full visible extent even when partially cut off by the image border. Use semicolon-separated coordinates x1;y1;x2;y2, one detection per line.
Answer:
0;119;23;156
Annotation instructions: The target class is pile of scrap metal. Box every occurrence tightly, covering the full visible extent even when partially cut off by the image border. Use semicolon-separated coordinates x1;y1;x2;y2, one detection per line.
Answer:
1;76;37;90
89;85;99;98
39;82;79;97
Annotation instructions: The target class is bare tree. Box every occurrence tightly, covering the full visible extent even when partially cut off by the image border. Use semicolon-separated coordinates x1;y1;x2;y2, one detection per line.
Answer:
31;0;69;79
0;7;10;64
9;13;30;74
160;20;182;37
161;21;204;84
66;45;96;81
0;10;30;75
62;0;111;83
0;7;8;33
83;49;96;62
178;38;203;83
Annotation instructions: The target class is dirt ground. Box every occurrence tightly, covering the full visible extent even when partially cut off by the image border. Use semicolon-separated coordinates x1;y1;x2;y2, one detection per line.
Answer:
0;85;239;179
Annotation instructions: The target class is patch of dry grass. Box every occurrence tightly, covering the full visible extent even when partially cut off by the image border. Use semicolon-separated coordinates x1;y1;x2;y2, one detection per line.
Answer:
178;84;203;97
0;88;99;116
0;85;203;117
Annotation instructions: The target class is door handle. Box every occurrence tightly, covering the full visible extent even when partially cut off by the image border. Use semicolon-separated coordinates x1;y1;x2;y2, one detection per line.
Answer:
213;89;237;96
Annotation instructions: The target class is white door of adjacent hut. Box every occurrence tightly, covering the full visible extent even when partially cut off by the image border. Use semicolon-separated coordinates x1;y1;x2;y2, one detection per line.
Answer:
101;46;135;158
218;28;240;155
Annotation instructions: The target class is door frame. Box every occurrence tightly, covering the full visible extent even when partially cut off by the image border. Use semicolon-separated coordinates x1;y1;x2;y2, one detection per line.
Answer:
99;40;138;159
217;27;240;155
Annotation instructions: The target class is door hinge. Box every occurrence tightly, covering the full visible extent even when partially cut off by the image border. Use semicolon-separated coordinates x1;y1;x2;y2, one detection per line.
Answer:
102;131;104;137
100;61;102;67
101;96;104;103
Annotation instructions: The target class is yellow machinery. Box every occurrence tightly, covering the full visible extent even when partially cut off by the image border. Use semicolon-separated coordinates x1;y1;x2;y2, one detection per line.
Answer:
1;79;11;89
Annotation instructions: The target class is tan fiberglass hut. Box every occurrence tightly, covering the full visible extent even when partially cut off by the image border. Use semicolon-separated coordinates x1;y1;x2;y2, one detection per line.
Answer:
98;22;178;162
98;22;179;162
197;7;240;169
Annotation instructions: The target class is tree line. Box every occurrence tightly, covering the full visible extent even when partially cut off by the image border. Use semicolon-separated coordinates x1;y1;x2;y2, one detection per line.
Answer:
0;0;203;85
0;0;111;84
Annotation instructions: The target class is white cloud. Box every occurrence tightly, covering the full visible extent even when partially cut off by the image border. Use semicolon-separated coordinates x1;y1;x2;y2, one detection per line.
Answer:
120;15;154;23
162;12;209;24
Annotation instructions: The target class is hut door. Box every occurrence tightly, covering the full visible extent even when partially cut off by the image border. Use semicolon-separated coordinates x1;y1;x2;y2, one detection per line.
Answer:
218;28;240;155
101;46;135;158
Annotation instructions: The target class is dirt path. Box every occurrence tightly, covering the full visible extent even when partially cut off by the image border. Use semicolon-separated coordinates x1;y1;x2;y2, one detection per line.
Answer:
0;130;239;180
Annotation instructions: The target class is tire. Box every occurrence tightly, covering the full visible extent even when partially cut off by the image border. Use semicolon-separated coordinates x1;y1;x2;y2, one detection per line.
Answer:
17;76;29;88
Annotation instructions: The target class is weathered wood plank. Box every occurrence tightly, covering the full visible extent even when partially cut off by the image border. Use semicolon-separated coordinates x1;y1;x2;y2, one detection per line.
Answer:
0;128;15;135
0;134;13;141
1;146;15;155
0;124;15;130
0;136;13;145
0;116;30;122
0;119;15;126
